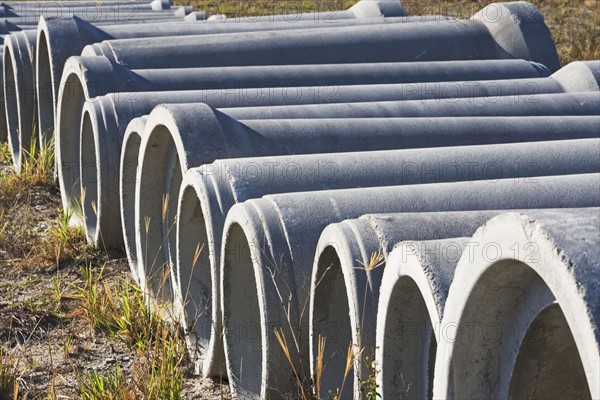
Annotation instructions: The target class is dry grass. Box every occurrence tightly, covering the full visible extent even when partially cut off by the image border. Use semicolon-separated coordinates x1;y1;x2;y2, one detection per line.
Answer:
180;0;599;66
0;142;225;399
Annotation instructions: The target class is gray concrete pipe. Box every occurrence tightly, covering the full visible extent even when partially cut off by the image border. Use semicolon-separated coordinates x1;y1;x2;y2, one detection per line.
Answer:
374;236;470;400
219;174;600;399
216;91;600;120
171;139;600;378
74;58;552;246
82;2;558;73
432;208;600;399
132;109;599;310
35;0;409;143
119;115;148;283
3;29;36;171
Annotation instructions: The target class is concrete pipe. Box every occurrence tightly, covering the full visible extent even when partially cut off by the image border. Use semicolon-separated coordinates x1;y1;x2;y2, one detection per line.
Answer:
133;108;600;303
217;91;600;121
432;208;600;400
219;174;600;398
119;116;148;283
374;238;470;400
2;30;36;158
83;2;558;73
172;139;600;378
35;0;410;143
61;57;549;231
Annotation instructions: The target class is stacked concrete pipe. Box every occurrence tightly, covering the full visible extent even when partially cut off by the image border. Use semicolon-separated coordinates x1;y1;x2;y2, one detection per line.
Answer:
170;139;600;378
52;0;559;170
75;58;552;247
0;9;197;159
432;208;599;399
317;212;502;399
82;2;557;71
1;0;175;21
313;181;600;398
132;110;600;303
219;174;599;398
0;1;184;144
36;0;409;145
51;16;450;184
112;59;597;276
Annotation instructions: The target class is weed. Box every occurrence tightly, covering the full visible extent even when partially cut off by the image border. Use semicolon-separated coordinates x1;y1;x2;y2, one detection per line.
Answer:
78;364;136;400
360;355;380;400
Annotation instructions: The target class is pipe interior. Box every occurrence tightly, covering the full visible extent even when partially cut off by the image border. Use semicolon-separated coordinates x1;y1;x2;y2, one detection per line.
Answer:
223;223;262;396
138;125;175;301
508;302;591;399
449;260;589;398
57;72;85;210
121;131;142;266
381;275;435;400
80;111;99;241
4;46;21;167
164;151;182;301
36;30;54;145
177;184;213;349
313;246;353;399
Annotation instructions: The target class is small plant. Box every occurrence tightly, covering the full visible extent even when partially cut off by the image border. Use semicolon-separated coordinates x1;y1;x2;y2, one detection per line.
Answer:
63;335;74;357
78;364;135;400
333;343;362;400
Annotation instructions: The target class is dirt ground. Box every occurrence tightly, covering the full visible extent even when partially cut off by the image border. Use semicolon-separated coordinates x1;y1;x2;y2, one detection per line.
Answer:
0;145;230;399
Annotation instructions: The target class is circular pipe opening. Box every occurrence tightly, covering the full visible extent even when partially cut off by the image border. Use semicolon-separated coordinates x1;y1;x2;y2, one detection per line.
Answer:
380;276;435;399
80;111;99;242
57;72;85;208
4;46;21;168
177;184;213;349
138;125;176;301
120;131;142;270
222;223;262;396
36;30;54;146
508;303;591;399
448;259;590;398
312;246;353;399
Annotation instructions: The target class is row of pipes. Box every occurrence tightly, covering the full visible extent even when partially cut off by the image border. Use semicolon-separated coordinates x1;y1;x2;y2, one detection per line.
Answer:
1;0;599;398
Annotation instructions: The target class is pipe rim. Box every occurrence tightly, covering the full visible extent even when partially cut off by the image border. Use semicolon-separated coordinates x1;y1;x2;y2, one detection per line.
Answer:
174;172;220;375
3;36;23;171
120;116;147;284
375;241;451;399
